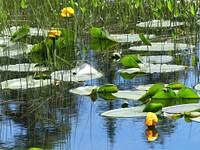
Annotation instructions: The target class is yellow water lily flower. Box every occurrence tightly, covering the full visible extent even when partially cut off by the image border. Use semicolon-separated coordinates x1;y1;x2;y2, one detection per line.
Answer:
145;112;158;127
48;29;62;39
145;128;158;141
61;7;74;18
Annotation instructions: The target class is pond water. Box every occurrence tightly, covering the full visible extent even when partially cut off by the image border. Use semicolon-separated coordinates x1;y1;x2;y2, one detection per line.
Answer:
1;0;200;150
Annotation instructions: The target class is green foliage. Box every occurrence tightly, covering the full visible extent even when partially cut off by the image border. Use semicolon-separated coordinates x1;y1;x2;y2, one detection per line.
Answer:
177;87;200;99
97;84;118;93
21;0;29;9
166;82;184;90
120;54;141;68
143;102;163;113
90;39;118;51
139;33;151;46
10;26;30;42
28;148;43;150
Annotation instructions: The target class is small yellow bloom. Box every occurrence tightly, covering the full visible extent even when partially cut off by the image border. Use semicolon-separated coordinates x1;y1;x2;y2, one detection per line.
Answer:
145;128;158;141
48;29;62;39
145;112;158;127
61;7;74;18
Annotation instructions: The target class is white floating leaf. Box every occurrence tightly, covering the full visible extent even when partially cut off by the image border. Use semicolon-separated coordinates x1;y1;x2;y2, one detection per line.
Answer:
51;62;103;82
70;86;98;96
1;77;51;90
101;105;147;118
0;36;12;46
129;42;194;52
191;116;200;123
136;20;184;28
162;104;200;114
0;42;33;59
141;55;173;64
112;90;146;100
110;34;155;43
118;64;186;74
194;84;200;91
0;63;48;72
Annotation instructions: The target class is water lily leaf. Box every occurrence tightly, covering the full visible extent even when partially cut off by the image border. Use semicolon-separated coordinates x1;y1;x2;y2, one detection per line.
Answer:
1;76;51;90
136;20;184;28
139;33;151;46
89;27;117;42
101;105;147;118
120;55;141;68
0;63;48;72
70;86;98;96
194;84;200;91
112;90;146;100
97;84;118;93
143;102;163;113
162;104;200;114
51;62;103;82
153;88;177;99
141;55;173;64
129;42;194;52
90;38;118;51
166;82;184;90
191;116;200;123
10;26;29;42
177;87;200;99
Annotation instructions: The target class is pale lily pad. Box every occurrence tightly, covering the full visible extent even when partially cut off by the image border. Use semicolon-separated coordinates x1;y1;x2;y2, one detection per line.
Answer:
162;104;200;114
135;84;155;91
1;76;51;90
194;84;200;91
0;42;33;59
110;34;155;43
136;20;184;28
0;36;12;46
112;90;146;100
69;86;98;96
51;62;103;82
191;116;200;123
129;42;194;52
0;63;49;72
141;55;173;64
119;64;186;74
101;105;147;118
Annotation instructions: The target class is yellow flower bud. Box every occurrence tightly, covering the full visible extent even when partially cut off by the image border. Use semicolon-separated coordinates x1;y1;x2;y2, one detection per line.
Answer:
61;7;74;18
48;29;62;39
145;112;158;127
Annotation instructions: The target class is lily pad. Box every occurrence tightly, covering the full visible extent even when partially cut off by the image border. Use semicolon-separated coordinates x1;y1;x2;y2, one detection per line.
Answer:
112;90;146;100
118;64;186;74
136;20;184;28
110;34;155;43
141;55;173;64
129;42;194;52
194;84;200;91
191;116;200;123
101;105;147;118
162;104;200;114
1;76;51;90
51;62;103;82
0;36;12;46
70;86;98;96
0;63;49;72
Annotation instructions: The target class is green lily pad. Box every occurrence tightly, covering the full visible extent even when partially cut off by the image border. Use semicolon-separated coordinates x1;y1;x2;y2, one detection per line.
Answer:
166;82;184;90
51;62;103;82
97;84;118;93
101;105;147;118
162;104;200;114
177;87;200;99
1;76;51;90
136;20;184;28
0;36;12;46
69;86;98;96
129;42;194;52
0;63;49;72
112;90;146;100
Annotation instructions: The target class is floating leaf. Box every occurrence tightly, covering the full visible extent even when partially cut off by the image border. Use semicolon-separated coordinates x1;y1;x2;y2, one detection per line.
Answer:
120;55;141;68
139;33;151;46
10;26;29;42
162;104;200;114
141;55;173;64
97;84;118;93
69;86;98;96
166;82;184;90
177;87;200;99
112;90;146;100
90;38;118;51
191;116;200;123
101;105;147;118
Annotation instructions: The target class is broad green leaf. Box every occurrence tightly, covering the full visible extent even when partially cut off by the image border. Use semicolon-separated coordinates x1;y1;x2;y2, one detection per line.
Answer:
153;88;176;99
135;0;140;8
97;84;118;93
89;27;117;42
21;0;28;9
167;0;173;12
90;39;118;51
120;55;141;68
177;87;200;99
10;26;29;42
139;33;151;46
143;102;163;113
101;105;147;118
190;3;195;16
98;93;116;101
166;82;184;90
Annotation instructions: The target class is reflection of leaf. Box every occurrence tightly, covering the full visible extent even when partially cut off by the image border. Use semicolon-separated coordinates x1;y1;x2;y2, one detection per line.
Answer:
166;82;184;90
139;33;151;46
90;39;118;51
143;102;163;113
11;26;29;42
98;93;116;101
97;84;118;93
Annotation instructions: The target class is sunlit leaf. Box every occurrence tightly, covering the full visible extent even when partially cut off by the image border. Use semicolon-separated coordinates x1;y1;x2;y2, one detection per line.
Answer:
135;0;140;8
177;87;200;99
190;3;195;16
139;33;151;46
143;102;163;113
166;82;184;90
10;26;29;42
167;0;173;12
97;84;118;93
112;90;146;100
120;55;141;68
69;86;98;96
